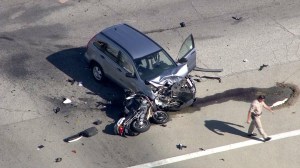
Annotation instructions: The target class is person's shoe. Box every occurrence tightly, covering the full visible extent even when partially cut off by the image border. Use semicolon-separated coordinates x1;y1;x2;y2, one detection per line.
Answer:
264;137;271;142
247;133;257;137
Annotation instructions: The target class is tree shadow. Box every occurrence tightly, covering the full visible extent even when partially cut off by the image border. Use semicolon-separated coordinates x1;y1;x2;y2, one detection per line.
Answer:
204;120;262;141
46;47;125;135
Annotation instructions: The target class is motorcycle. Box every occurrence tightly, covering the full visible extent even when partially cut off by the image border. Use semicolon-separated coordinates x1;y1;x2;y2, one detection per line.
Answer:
147;75;196;111
114;92;169;136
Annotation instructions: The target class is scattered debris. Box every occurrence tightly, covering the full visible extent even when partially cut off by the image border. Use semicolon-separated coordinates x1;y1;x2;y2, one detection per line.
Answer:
271;98;288;107
243;59;248;62
199;148;205;151
177;143;187;150
220;158;225;161
64;127;99;143
78;82;83;87
258;64;269;71
195;75;221;83
67;79;76;85
65;121;70;124
180;22;186;27
232;16;242;21
160;124;167;127
81;143;84;146
11;89;16;93
80;127;98;137
55;157;62;163
37;145;44;150
71;150;77;154
64;134;83;143
63;98;72;104
194;78;201;82
53;107;60;113
292;112;296;114
93;120;102;125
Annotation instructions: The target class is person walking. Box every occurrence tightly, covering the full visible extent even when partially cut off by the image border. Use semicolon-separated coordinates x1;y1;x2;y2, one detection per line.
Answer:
247;95;274;141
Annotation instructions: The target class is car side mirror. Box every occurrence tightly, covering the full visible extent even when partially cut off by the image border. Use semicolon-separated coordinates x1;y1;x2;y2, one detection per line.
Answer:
125;72;135;78
177;57;187;63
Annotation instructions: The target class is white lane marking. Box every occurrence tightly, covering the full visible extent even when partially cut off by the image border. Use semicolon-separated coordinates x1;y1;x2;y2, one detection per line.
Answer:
128;129;300;168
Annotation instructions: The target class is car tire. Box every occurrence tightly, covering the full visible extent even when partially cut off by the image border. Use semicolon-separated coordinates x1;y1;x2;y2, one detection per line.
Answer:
91;62;105;82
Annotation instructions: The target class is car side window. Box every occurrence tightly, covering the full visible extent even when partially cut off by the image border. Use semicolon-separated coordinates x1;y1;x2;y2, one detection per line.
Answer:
117;52;134;74
93;41;107;51
105;45;119;63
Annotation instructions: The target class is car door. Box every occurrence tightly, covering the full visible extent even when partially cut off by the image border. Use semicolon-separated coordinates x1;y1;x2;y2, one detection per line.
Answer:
177;34;196;72
115;51;141;92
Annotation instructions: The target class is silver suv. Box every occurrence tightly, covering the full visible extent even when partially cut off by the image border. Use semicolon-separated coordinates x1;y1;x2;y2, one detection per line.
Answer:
84;23;196;98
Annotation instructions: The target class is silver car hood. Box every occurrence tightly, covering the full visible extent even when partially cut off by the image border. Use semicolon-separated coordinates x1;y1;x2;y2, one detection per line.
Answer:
149;64;188;85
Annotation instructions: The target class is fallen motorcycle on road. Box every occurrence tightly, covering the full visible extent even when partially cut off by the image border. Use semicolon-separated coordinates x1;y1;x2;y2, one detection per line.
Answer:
114;92;169;136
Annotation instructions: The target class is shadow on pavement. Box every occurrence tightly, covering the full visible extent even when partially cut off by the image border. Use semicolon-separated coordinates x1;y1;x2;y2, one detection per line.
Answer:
204;120;262;141
46;47;125;135
189;84;296;112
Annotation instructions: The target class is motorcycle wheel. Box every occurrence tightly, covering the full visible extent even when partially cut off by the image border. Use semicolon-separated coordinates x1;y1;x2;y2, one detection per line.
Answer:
131;119;151;133
151;111;169;124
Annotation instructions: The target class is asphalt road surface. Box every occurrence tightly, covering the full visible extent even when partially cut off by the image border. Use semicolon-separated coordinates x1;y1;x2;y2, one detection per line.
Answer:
1;0;300;168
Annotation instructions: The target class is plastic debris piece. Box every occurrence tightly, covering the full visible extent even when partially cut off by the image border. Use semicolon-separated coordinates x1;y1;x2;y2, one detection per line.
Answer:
63;98;72;104
243;59;248;62
65;134;83;143
258;64;269;71
177;143;187;150
78;82;83;87
53;107;60;113
37;145;44;150
180;22;186;27
199;148;205;151
55;157;62;162
80;127;98;137
71;150;77;154
232;16;242;20
220;158;225;161
67;79;75;85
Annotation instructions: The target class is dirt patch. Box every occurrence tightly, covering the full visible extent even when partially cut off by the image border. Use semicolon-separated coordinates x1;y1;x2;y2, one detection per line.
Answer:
273;82;300;109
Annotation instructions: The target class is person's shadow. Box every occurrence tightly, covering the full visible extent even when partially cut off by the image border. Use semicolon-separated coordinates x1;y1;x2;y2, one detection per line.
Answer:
204;120;262;141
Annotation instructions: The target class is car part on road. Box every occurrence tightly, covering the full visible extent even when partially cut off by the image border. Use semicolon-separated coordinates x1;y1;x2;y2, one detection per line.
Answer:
53;107;60;113
63;98;72;104
93;119;102;125
195;75;222;83
177;143;187;150
55;157;62;163
80;127;98;137
64;134;83;143
258;64;269;71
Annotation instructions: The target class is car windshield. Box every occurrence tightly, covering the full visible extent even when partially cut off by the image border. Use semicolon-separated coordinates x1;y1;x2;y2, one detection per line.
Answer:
134;50;177;81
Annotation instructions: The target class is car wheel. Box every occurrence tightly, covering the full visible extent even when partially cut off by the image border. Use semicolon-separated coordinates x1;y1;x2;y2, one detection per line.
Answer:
91;63;104;82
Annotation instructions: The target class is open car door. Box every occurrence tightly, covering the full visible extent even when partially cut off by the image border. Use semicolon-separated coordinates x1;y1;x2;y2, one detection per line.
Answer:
177;34;196;72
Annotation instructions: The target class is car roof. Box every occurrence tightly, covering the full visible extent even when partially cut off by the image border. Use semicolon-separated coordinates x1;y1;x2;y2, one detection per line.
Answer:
100;24;162;59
